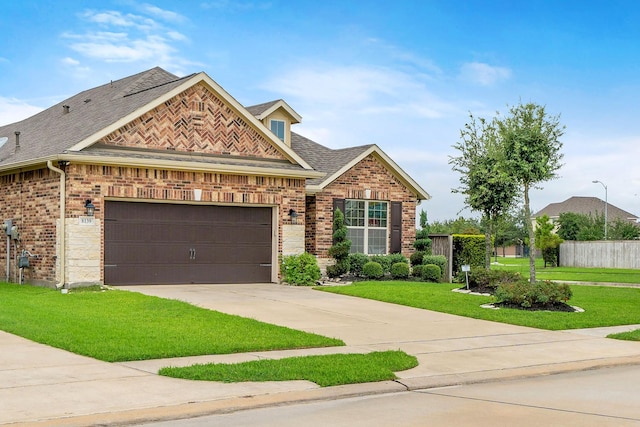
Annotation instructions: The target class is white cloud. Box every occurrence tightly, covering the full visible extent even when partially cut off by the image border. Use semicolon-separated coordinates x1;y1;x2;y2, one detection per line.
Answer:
200;1;272;11
67;32;176;63
0;98;44;126
459;62;511;86
62;8;190;67
140;4;186;23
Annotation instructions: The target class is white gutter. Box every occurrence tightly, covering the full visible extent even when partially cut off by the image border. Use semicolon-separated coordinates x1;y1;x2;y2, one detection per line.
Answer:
46;161;65;289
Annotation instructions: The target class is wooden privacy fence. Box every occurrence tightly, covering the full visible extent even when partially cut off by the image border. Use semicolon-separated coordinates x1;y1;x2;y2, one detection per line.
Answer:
430;234;453;282
560;240;640;269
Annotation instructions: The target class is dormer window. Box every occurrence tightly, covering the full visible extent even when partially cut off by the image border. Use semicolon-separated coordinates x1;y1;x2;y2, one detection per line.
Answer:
270;119;285;142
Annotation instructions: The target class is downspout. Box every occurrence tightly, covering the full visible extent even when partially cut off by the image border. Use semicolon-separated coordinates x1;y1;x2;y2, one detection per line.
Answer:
46;161;65;289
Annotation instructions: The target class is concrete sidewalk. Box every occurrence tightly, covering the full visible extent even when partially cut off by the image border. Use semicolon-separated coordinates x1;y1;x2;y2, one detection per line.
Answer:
1;283;639;426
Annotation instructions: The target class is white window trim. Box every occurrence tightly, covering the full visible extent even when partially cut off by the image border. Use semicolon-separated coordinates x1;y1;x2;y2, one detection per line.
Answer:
345;200;389;255
269;119;285;142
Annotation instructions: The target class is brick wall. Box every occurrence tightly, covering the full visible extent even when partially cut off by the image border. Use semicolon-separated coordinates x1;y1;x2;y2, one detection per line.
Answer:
0;163;305;286
67;163;306;283
307;154;417;260
0;168;60;284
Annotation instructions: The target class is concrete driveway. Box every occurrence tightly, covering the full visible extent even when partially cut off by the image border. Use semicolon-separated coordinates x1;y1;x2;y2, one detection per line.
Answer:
1;282;639;426
117;283;640;385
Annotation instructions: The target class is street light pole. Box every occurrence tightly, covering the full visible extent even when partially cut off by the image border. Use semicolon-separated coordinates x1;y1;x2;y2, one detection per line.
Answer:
592;180;608;240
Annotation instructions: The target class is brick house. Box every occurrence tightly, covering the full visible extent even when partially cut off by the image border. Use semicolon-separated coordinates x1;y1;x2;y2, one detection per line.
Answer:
0;67;429;288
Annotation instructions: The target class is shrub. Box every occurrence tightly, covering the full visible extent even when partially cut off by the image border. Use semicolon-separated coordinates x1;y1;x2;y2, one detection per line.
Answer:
391;262;410;279
348;253;370;276
281;253;321;286
421;264;441;282
422;255;447;280
455;268;521;290
362;261;384;279
326;261;350;278
495;280;573;309
387;253;408;266
410;251;426;267
370;255;392;273
411;264;423;278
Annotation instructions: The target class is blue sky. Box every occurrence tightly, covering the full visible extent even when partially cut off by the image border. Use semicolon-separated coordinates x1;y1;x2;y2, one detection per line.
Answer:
1;1;639;221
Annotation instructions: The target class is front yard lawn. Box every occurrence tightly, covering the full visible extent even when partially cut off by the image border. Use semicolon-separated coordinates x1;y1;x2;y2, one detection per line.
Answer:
318;281;640;331
492;257;640;284
0;283;343;362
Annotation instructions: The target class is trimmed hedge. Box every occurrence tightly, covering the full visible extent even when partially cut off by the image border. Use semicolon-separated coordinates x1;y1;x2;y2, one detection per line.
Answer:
452;234;485;273
363;261;384;279
422;255;447;280
391;262;410;279
421;264;441;282
347;253;370;276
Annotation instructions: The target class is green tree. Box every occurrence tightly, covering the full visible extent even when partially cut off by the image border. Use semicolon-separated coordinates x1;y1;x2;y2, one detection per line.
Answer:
493;209;525;258
498;103;565;283
429;217;483;235
413;209;432;253
451;113;518;269
609;218;640;240
558;212;640;241
534;215;563;267
556;212;590;240
326;208;351;278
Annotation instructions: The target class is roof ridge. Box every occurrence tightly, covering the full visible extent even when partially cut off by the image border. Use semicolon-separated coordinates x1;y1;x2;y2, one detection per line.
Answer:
123;73;196;98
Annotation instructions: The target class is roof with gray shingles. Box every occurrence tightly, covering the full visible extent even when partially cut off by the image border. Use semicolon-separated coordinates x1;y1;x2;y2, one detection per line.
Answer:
245;100;281;117
534;196;638;221
0;67;191;167
290;132;373;186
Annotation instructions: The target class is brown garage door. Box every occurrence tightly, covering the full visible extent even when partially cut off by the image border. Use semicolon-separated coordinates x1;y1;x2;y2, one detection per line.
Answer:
104;202;272;285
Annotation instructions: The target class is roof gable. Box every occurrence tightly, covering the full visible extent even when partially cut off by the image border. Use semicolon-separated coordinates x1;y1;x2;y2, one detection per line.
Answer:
98;84;287;161
291;132;430;200
246;100;301;124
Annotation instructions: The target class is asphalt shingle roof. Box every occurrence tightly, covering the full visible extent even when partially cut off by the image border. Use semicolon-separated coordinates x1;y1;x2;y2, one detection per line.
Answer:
290;132;372;186
534;196;638;221
0;67;191;167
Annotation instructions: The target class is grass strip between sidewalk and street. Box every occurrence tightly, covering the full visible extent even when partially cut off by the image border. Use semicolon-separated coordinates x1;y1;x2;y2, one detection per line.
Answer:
0;283;343;362
159;350;418;387
318;281;640;332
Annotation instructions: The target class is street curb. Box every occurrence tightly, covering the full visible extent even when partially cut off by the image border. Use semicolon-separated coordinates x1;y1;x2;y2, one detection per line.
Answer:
14;355;640;427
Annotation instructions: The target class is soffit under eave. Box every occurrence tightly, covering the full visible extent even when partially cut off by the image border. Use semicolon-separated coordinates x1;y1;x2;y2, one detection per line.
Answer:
0;155;324;180
66;73;315;170
311;146;431;201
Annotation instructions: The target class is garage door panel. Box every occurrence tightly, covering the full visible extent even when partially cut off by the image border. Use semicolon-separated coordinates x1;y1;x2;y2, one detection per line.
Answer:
104;202;273;285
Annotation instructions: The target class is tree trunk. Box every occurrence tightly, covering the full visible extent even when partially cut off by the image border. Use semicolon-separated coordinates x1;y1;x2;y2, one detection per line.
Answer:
485;215;492;270
524;183;536;283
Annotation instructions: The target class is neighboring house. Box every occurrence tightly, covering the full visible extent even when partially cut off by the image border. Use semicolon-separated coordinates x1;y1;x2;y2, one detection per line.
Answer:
0;67;429;287
533;196;639;224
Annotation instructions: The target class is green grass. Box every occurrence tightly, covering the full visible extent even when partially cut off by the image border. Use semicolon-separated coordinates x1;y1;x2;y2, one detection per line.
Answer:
492;257;640;284
318;281;640;331
0;283;343;362
159;350;418;387
609;330;640;341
